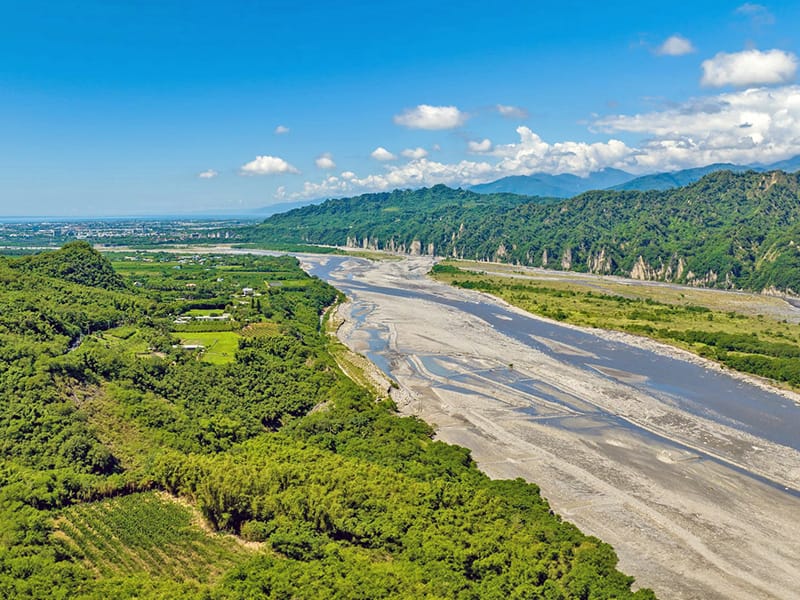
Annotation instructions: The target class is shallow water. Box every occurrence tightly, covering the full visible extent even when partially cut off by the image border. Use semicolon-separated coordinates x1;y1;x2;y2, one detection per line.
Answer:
306;256;800;453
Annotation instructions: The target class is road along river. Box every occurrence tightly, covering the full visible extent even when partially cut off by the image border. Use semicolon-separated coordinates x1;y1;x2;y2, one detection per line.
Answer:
301;254;800;600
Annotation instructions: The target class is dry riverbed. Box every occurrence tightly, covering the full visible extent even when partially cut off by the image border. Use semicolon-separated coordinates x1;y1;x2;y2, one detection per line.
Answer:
305;254;800;600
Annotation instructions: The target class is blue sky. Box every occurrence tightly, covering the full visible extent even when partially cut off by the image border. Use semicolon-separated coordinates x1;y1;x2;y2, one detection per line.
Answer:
1;1;800;215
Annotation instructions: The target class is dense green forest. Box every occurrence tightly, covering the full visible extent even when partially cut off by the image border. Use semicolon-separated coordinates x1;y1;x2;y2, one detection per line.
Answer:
251;170;800;292
0;241;653;598
244;185;551;254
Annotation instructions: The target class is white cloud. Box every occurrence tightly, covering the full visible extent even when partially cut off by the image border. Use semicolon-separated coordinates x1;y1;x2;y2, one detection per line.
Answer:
656;35;695;56
701;49;798;87
298;158;495;199
491;127;632;176
274;125;290;135
393;104;467;130
291;129;633;199
468;138;493;153
735;3;775;26
371;147;397;161
496;104;529;118
198;169;218;179
596;85;800;170
290;84;800;199
401;147;429;159
315;153;336;169
240;155;300;176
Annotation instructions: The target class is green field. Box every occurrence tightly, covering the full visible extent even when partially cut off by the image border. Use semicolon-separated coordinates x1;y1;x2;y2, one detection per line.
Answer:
184;308;228;317
55;492;251;582
179;331;241;364
90;327;150;355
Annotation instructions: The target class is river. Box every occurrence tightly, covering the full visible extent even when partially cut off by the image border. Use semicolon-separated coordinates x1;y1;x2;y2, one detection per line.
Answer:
300;253;800;600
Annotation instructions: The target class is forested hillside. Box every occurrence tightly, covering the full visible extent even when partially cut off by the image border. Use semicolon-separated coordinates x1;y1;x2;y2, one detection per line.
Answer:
253;170;800;293
0;243;653;598
248;184;551;254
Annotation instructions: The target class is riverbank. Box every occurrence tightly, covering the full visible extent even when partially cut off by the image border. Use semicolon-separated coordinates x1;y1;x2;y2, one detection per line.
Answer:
308;254;800;600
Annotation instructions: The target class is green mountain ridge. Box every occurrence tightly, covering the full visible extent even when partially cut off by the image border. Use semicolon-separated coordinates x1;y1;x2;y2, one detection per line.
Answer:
610;163;745;192
254;170;800;293
12;240;127;290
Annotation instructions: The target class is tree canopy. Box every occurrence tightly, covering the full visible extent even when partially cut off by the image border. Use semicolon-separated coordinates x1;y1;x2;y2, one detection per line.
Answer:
0;245;654;599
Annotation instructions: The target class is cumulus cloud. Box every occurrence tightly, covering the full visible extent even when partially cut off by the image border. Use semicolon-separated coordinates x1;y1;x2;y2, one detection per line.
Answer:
240;155;300;176
371;147;397;161
290;84;800;199
401;147;429;159
491;127;632;176
274;125;290;135
467;138;493;153
393;104;467;130
291;128;634;199
656;35;695;56
198;169;218;179
701;49;798;87
596;85;800;170
496;104;529;119
315;153;336;169
298;158;495;199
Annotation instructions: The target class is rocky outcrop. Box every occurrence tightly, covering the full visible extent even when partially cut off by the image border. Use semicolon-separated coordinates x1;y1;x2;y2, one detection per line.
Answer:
686;270;719;287
561;247;572;270
586;248;613;274
629;254;695;283
629;256;654;280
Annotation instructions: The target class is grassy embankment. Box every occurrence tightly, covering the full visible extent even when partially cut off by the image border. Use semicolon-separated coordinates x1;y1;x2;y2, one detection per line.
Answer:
431;261;800;390
323;303;397;398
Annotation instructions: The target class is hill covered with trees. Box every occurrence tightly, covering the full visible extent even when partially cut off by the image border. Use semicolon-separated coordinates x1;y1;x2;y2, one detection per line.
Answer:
247;185;553;254
252;170;800;293
0;243;653;598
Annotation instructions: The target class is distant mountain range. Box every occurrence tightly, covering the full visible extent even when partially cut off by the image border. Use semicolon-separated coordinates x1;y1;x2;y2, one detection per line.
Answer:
470;168;633;197
200;156;800;219
469;155;800;197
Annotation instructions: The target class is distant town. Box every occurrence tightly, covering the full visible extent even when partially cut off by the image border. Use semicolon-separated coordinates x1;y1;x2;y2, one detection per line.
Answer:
0;217;255;248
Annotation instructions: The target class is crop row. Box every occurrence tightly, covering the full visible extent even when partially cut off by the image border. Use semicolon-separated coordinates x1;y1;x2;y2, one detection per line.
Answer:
57;492;250;581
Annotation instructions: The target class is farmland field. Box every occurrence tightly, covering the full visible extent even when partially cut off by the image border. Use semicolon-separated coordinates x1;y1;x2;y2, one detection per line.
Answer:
55;492;252;582
178;331;241;364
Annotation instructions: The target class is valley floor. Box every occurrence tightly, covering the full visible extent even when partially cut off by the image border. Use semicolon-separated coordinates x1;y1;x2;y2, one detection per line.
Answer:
303;254;800;600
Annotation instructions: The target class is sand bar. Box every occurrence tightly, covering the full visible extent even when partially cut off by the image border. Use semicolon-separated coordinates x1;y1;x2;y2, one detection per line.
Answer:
303;254;800;600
